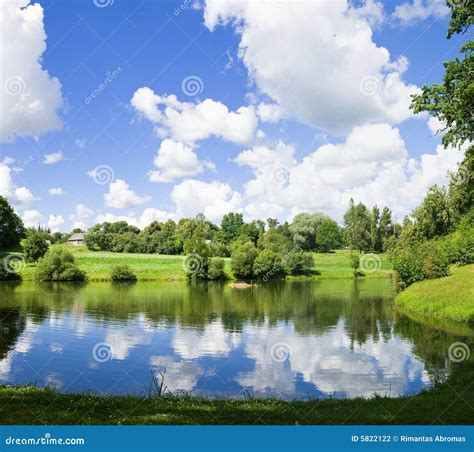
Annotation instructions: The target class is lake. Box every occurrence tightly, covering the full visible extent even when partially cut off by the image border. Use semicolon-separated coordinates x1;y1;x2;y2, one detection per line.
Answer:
0;279;468;399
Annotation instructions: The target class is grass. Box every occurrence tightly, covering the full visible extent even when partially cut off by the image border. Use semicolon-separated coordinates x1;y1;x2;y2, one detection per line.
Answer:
396;265;474;324
4;247;392;282
0;360;473;425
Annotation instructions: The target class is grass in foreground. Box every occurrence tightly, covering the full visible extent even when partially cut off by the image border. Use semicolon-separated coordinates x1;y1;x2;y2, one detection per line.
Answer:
396;265;474;324
6;247;392;282
0;361;473;425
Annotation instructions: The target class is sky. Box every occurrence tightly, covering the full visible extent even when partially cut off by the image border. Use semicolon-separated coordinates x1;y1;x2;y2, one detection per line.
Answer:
0;0;468;232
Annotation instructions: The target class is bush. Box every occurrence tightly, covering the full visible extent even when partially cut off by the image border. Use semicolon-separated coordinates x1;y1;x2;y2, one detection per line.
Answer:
208;258;227;280
231;241;257;279
35;248;86;282
253;250;284;280
283;252;314;275
349;253;360;277
0;258;21;281
110;265;137;282
23;232;49;262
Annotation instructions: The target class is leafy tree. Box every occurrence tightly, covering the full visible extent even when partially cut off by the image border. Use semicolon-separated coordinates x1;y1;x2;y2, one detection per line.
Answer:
267;218;279;230
289;212;330;250
315;219;342;252
410;2;473;149
208;257;227;280
110;265;137;282
448;146;474;224
238;220;265;245
23;232;49;262
348;253;360;278
379;207;394;252
369;206;382;252
231;241;257;279
258;229;293;253
283;252;314;275
35;248;86;282
343;199;371;252
253;250;284;279
0;196;25;249
221;212;244;243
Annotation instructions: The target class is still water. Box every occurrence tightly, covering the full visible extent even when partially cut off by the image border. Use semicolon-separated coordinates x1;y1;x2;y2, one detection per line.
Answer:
0;279;468;399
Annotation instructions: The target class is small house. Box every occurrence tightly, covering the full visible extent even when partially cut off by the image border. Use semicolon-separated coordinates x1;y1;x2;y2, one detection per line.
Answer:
66;232;85;247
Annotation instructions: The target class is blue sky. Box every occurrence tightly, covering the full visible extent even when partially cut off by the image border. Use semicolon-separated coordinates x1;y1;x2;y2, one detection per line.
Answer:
0;0;467;231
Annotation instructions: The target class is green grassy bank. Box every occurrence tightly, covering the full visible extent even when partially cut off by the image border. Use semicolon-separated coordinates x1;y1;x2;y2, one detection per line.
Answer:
3;248;393;282
396;265;474;324
0;360;472;425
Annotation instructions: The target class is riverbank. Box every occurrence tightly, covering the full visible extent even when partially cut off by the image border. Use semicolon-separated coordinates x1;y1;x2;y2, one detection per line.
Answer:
5;248;393;282
0;360;472;425
395;265;474;324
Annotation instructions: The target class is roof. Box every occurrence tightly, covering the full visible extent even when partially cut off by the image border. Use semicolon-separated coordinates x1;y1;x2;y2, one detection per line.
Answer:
67;233;85;241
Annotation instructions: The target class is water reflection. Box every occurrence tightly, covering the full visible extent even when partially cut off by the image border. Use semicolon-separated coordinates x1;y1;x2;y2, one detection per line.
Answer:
0;279;469;399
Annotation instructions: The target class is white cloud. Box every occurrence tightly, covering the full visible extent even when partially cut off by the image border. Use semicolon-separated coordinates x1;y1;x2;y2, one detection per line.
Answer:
0;0;62;142
95;208;176;229
131;87;258;144
47;214;64;232
427;116;447;137
235;123;464;222
203;0;419;135
392;0;449;25
22;209;43;227
171;179;242;223
104;179;151;209
69;203;93;229
43;151;63;164
75;138;87;149
0;160;37;207
256;103;285;123
149;139;215;182
48;187;64;196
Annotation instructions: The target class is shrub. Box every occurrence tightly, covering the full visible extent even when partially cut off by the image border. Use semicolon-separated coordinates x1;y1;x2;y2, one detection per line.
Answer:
231;241;257;279
349;253;360;277
283;252;314;275
23;232;49;262
253;250;284;280
0;258;21;281
208;257;227;280
110;265;137;282
35;248;86;282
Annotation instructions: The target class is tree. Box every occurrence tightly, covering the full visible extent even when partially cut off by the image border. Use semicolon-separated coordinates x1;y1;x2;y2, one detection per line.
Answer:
448;146;474;224
379;207;394;251
231;241;257;279
349;253;360;278
239;220;265;245
221;212;244;243
410;2;473;149
267;218;279;230
369;206;382;252
343;199;371;252
283;252;314;275
0;196;25;249
183;231;211;280
315;219;342;252
258;229;293;253
289;212;329;250
23;232;49;262
35;248;86;282
253;250;284;279
208;257;227;280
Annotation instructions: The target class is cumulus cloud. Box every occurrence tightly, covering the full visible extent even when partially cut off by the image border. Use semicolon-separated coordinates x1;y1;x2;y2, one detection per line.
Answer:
0;160;37;207
69;203;93;229
95;208;176;230
104;179;151;209
0;0;62;142
235;123;464;222
22;209;43;227
149;139;215;182
171;179;243;223
203;0;419;135
392;0;449;25
47;214;64;232
131;87;258;144
48;187;64;196
43;151;64;164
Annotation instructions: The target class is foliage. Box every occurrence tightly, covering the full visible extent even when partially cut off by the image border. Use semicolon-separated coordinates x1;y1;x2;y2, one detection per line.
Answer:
0;258;21;281
258;229;293;253
110;265;137;282
208;257;227;280
231;241;258;279
35;248;86;282
344;199;371;252
315;219;342;252
0;196;25;249
348;253;360;277
253;249;284;279
289;212;329;250
220;212;244;243
23;232;49;262
283;252;314;275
